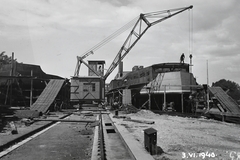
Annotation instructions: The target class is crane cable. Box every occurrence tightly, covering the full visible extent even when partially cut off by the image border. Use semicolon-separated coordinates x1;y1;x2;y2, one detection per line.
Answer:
80;16;139;58
189;8;193;63
80;7;192;59
188;7;193;72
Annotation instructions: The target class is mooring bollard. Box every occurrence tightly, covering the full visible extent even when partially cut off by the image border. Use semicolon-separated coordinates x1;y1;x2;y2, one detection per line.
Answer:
144;127;157;155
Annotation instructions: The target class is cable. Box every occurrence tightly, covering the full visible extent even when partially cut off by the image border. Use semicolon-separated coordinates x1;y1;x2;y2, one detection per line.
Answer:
80;16;139;57
189;9;191;59
188;9;193;59
191;9;193;57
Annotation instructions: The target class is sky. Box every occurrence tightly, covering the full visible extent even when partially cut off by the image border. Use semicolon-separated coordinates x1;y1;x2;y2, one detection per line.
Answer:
1;0;240;85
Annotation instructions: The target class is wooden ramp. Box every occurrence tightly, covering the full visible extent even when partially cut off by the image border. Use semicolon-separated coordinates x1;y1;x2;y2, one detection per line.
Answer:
209;87;240;114
30;79;65;113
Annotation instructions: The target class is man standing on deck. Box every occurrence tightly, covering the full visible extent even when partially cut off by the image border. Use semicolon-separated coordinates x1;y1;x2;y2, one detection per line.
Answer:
180;53;185;63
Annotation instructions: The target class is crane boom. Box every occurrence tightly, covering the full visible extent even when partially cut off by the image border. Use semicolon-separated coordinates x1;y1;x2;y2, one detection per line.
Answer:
74;51;94;77
73;17;139;77
103;5;193;80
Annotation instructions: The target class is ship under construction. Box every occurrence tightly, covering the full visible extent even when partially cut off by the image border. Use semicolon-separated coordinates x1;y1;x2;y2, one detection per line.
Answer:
106;62;198;112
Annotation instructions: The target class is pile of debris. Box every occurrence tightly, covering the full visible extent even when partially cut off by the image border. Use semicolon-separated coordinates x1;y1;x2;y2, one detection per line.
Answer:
119;104;139;114
133;109;157;119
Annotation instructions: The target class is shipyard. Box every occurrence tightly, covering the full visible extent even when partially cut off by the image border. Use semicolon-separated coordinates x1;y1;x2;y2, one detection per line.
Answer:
1;1;240;160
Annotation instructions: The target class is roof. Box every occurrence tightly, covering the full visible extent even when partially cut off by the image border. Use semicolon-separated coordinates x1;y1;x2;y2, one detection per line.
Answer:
71;76;102;79
0;62;63;79
140;71;198;94
114;71;131;80
152;62;189;71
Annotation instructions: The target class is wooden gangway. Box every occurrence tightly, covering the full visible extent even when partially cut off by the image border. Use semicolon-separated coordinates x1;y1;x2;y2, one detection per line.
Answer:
209;87;240;114
30;79;65;113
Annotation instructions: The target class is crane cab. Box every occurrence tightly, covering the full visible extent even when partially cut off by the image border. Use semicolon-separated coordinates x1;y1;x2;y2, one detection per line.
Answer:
70;60;105;106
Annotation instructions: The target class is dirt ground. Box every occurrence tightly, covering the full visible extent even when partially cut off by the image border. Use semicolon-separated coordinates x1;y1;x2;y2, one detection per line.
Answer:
1;113;95;160
112;110;240;160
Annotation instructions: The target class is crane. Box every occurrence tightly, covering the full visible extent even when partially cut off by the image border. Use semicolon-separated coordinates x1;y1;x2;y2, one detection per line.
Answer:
70;5;193;105
73;5;193;79
103;5;193;80
73;17;139;77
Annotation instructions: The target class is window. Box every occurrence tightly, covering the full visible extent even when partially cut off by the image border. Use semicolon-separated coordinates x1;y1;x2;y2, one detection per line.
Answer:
83;83;96;92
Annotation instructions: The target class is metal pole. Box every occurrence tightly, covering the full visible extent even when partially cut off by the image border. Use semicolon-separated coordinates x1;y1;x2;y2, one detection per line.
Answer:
189;54;193;92
112;92;114;106
164;85;166;110
206;60;210;110
10;52;14;106
181;93;184;113
148;88;151;110
30;70;33;107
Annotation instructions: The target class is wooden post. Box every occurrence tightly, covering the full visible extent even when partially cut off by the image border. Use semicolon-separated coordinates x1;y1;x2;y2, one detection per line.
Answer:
206;60;210;110
10;52;14;106
30;70;33;107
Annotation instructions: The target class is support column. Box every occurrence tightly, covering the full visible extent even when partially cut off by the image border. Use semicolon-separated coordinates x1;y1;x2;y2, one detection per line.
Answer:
181;93;184;113
146;87;151;110
148;89;151;110
10;52;14;106
30;70;33;107
164;85;166;111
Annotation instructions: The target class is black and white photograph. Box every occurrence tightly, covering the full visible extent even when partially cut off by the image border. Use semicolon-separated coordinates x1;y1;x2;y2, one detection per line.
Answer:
0;0;240;159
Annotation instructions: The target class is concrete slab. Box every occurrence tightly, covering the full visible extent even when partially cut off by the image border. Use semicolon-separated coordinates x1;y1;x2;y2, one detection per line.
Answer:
109;113;155;160
0;112;68;151
102;114;133;160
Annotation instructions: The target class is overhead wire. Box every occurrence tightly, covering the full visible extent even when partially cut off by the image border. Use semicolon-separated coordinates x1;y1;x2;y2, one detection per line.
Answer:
191;9;193;57
189;8;193;60
80;16;139;57
188;8;193;74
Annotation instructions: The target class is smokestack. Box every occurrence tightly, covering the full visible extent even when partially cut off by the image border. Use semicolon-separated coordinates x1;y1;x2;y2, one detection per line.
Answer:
118;61;123;77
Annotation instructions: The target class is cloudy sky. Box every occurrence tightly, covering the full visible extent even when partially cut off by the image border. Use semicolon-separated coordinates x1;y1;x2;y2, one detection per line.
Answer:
1;0;239;84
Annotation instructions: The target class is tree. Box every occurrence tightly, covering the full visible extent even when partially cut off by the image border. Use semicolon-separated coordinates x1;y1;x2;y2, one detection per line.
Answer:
0;51;18;68
212;79;240;103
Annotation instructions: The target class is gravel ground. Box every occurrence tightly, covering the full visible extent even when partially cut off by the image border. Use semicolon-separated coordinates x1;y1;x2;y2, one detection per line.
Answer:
112;110;240;160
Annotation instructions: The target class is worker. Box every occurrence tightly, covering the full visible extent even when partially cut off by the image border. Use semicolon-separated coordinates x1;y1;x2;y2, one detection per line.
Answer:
180;53;185;63
187;95;193;113
169;102;175;112
162;102;168;112
112;97;119;110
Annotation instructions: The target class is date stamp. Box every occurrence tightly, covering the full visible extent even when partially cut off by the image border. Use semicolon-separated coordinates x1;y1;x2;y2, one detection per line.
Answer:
182;151;217;159
228;151;240;160
182;151;240;159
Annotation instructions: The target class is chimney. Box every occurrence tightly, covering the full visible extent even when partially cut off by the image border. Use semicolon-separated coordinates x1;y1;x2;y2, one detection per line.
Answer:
118;61;123;77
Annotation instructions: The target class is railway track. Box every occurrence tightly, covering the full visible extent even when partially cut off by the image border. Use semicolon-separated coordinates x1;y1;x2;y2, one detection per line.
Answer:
0;108;139;160
93;111;136;160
